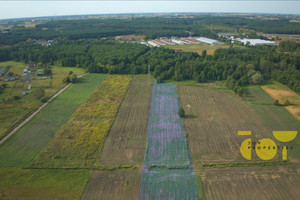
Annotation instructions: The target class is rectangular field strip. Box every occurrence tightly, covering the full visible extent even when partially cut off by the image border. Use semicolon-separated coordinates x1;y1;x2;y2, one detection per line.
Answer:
0;167;90;200
81;77;150;200
81;170;141;200
139;83;199;199
196;166;300;200
140;167;200;200
98;77;153;165
144;83;190;167
0;74;107;166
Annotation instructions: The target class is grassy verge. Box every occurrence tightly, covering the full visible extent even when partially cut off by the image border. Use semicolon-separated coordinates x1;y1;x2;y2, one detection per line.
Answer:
195;175;205;200
200;160;288;168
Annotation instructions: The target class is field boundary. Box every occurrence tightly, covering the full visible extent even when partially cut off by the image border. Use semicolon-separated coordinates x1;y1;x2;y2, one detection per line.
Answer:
200;160;288;168
24;165;137;171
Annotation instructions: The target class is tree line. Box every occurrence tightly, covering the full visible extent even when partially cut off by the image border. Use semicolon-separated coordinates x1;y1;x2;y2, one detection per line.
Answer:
2;15;300;45
0;39;299;93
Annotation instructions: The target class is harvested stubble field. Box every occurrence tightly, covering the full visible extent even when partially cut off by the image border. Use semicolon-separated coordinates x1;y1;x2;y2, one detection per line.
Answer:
195;165;300;200
32;75;131;168
98;77;152;166
81;169;141;200
0;74;106;166
177;85;300;165
178;84;300;199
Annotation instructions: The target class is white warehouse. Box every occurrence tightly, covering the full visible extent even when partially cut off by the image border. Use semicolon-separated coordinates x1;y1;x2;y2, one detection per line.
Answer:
148;41;160;47
195;37;220;45
239;39;276;46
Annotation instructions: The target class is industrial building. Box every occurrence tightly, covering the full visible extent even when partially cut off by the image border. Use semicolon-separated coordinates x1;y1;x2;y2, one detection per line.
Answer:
148;41;160;47
153;40;166;45
180;39;190;44
185;38;200;44
161;40;175;45
195;37;220;45
171;39;184;45
238;39;276;46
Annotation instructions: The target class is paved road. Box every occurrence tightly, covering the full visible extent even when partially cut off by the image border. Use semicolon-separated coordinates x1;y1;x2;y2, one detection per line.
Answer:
0;73;88;145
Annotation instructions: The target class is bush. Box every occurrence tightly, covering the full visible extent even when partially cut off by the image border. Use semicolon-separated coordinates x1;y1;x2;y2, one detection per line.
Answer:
43;67;52;76
34;88;45;99
237;88;244;97
70;74;77;83
250;72;264;85
40;97;49;103
178;107;185;117
13;95;21;100
63;76;70;83
274;99;281;106
284;100;290;106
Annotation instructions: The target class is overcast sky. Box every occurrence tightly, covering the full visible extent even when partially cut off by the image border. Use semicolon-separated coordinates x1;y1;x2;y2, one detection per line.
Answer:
0;1;299;20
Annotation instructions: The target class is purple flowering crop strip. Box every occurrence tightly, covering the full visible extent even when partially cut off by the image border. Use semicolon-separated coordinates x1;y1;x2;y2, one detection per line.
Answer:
139;83;200;200
144;83;190;167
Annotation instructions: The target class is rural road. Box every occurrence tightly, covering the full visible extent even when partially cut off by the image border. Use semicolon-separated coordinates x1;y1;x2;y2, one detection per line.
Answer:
0;73;88;145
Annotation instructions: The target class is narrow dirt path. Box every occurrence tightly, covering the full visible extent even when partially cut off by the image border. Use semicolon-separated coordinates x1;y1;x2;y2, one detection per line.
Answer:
0;73;88;145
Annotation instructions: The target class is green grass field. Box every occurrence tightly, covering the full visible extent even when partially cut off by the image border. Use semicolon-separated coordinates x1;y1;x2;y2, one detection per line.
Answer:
0;61;86;139
0;167;90;200
0;73;106;166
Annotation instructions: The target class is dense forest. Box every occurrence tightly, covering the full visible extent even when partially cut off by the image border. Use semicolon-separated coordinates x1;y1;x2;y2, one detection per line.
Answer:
0;17;215;45
0;38;299;94
1;15;300;45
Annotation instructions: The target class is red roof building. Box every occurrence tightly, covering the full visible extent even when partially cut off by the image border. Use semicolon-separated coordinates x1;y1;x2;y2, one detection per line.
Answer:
153;40;166;45
185;39;200;44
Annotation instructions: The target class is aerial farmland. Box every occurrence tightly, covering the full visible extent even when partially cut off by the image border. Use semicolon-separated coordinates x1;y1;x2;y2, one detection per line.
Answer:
0;7;300;200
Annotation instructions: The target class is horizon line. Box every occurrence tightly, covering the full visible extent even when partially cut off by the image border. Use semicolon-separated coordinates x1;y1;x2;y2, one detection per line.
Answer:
1;11;299;21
